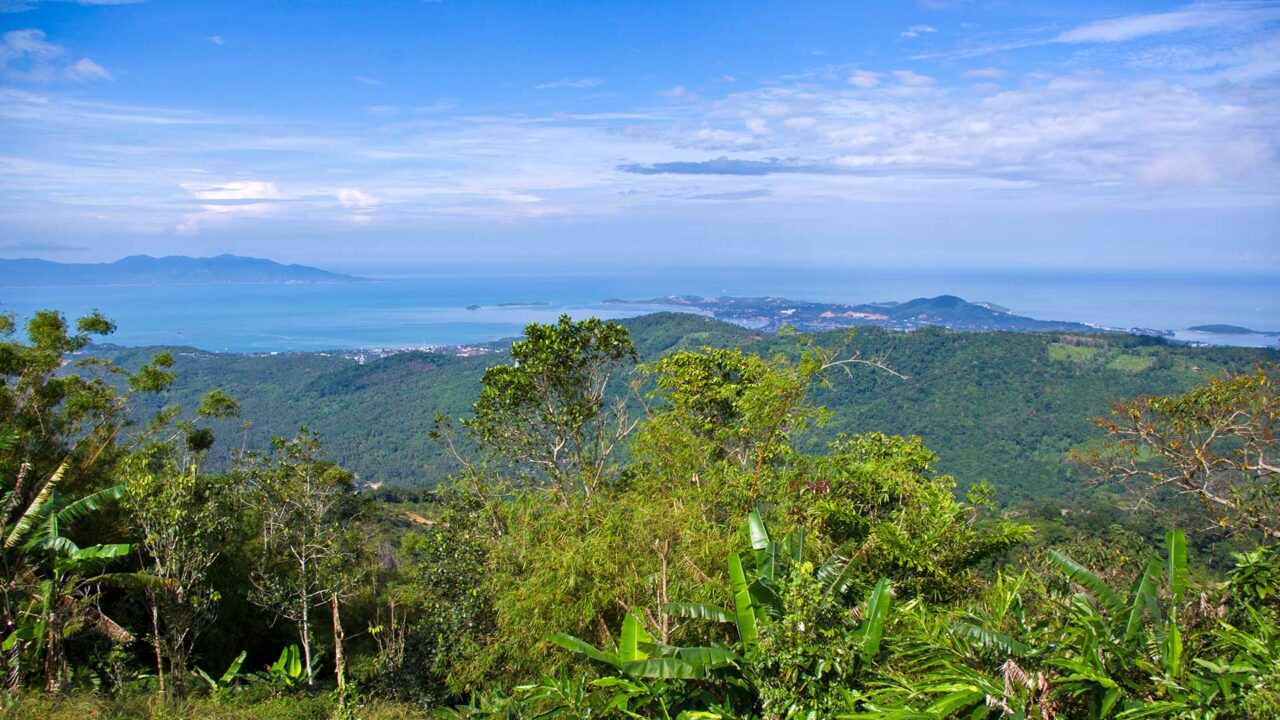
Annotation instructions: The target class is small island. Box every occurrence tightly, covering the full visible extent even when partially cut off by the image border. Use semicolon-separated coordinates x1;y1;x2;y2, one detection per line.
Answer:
1188;324;1279;335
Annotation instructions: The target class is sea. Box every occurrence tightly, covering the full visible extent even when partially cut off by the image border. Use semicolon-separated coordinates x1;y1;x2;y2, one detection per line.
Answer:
2;266;1277;353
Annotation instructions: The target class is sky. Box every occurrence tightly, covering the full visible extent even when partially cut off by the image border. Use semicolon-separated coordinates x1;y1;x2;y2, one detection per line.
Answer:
1;0;1278;272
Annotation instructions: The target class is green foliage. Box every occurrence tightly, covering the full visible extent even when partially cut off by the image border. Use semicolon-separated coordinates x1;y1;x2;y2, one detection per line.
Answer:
1083;363;1280;540
1227;544;1280;612
97;316;1276;501
7;308;1280;719
365;512;494;707
462;314;637;496
121;445;240;689
788;432;1032;600
192;650;246;693
241;428;366;689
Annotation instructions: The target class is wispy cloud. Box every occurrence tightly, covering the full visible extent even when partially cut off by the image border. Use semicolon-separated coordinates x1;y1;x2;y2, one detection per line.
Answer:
900;24;938;39
534;77;603;89
684;188;772;201
1;0;143;12
963;67;1006;79
207;35;225;46
848;69;882;88
182;180;286;201
1055;2;1280;43
0;28;111;82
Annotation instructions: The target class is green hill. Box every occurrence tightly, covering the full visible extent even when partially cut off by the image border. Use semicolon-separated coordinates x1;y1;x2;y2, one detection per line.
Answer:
98;313;1275;502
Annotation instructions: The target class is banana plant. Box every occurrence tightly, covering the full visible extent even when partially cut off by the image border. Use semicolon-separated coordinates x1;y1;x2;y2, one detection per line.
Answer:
192;650;247;693
253;643;319;693
552;611;739;681
2;460;156;693
841;571;1056;719
1042;529;1231;718
554;509;895;717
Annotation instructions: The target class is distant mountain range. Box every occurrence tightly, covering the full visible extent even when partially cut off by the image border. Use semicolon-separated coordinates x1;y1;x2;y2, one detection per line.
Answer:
1;254;366;286
608;294;1106;334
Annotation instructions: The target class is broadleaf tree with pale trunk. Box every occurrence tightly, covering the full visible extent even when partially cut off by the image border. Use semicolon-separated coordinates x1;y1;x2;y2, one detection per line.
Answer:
243;428;365;689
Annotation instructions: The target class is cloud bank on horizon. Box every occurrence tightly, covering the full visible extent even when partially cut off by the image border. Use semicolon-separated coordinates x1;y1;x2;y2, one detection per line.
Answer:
0;0;1277;270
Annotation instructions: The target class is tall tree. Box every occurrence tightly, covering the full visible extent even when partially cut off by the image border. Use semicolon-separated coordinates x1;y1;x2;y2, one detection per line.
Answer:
244;429;364;688
461;314;637;500
1082;364;1279;540
121;446;236;692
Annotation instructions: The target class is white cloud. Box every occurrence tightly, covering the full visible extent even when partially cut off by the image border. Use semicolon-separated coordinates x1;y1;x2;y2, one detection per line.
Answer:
848;70;882;88
900;25;938;39
963;67;1006;79
1139;149;1221;186
353;75;380;85
1;0;143;11
65;57;109;81
659;85;687;98
183;180;286;201
891;69;935;86
337;188;378;209
1055;3;1280;43
207;35;225;46
3;29;1278;256
0;28;111;82
535;77;603;90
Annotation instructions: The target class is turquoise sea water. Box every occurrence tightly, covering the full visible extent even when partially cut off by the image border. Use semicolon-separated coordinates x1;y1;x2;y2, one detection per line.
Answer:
2;267;1277;352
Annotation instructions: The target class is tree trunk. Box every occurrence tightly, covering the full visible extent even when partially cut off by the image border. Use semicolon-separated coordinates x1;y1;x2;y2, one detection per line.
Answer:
151;599;166;694
300;599;314;688
331;594;346;692
43;609;61;694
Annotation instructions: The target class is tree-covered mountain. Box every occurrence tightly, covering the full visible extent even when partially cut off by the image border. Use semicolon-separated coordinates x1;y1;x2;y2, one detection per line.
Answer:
1;254;366;286
98;312;1276;502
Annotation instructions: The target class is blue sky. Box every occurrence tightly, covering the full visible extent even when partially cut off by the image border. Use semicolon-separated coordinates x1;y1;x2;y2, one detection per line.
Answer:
1;0;1278;272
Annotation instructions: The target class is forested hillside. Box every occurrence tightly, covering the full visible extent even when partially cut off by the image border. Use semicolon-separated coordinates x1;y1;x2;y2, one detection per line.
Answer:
100;312;1276;501
7;308;1280;719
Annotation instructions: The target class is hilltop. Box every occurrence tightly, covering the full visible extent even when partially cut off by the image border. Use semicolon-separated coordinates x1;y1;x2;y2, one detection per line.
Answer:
1;254;366;286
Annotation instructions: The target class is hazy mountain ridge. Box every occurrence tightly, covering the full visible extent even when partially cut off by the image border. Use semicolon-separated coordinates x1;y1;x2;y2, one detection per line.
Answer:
1;254;366;286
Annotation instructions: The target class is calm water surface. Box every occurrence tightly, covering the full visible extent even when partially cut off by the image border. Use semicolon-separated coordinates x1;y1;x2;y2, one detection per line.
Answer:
2;267;1276;352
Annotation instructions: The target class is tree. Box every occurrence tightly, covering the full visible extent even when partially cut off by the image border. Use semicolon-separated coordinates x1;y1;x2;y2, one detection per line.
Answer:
461;314;637;499
787;432;1032;600
1081;364;1279;540
634;330;902;506
1;310;173;693
2;471;141;693
244;429;365;689
121;446;237;693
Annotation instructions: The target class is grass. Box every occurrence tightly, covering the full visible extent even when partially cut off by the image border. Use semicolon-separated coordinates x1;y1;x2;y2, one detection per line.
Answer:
1;692;427;720
1108;354;1156;373
1047;343;1101;362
